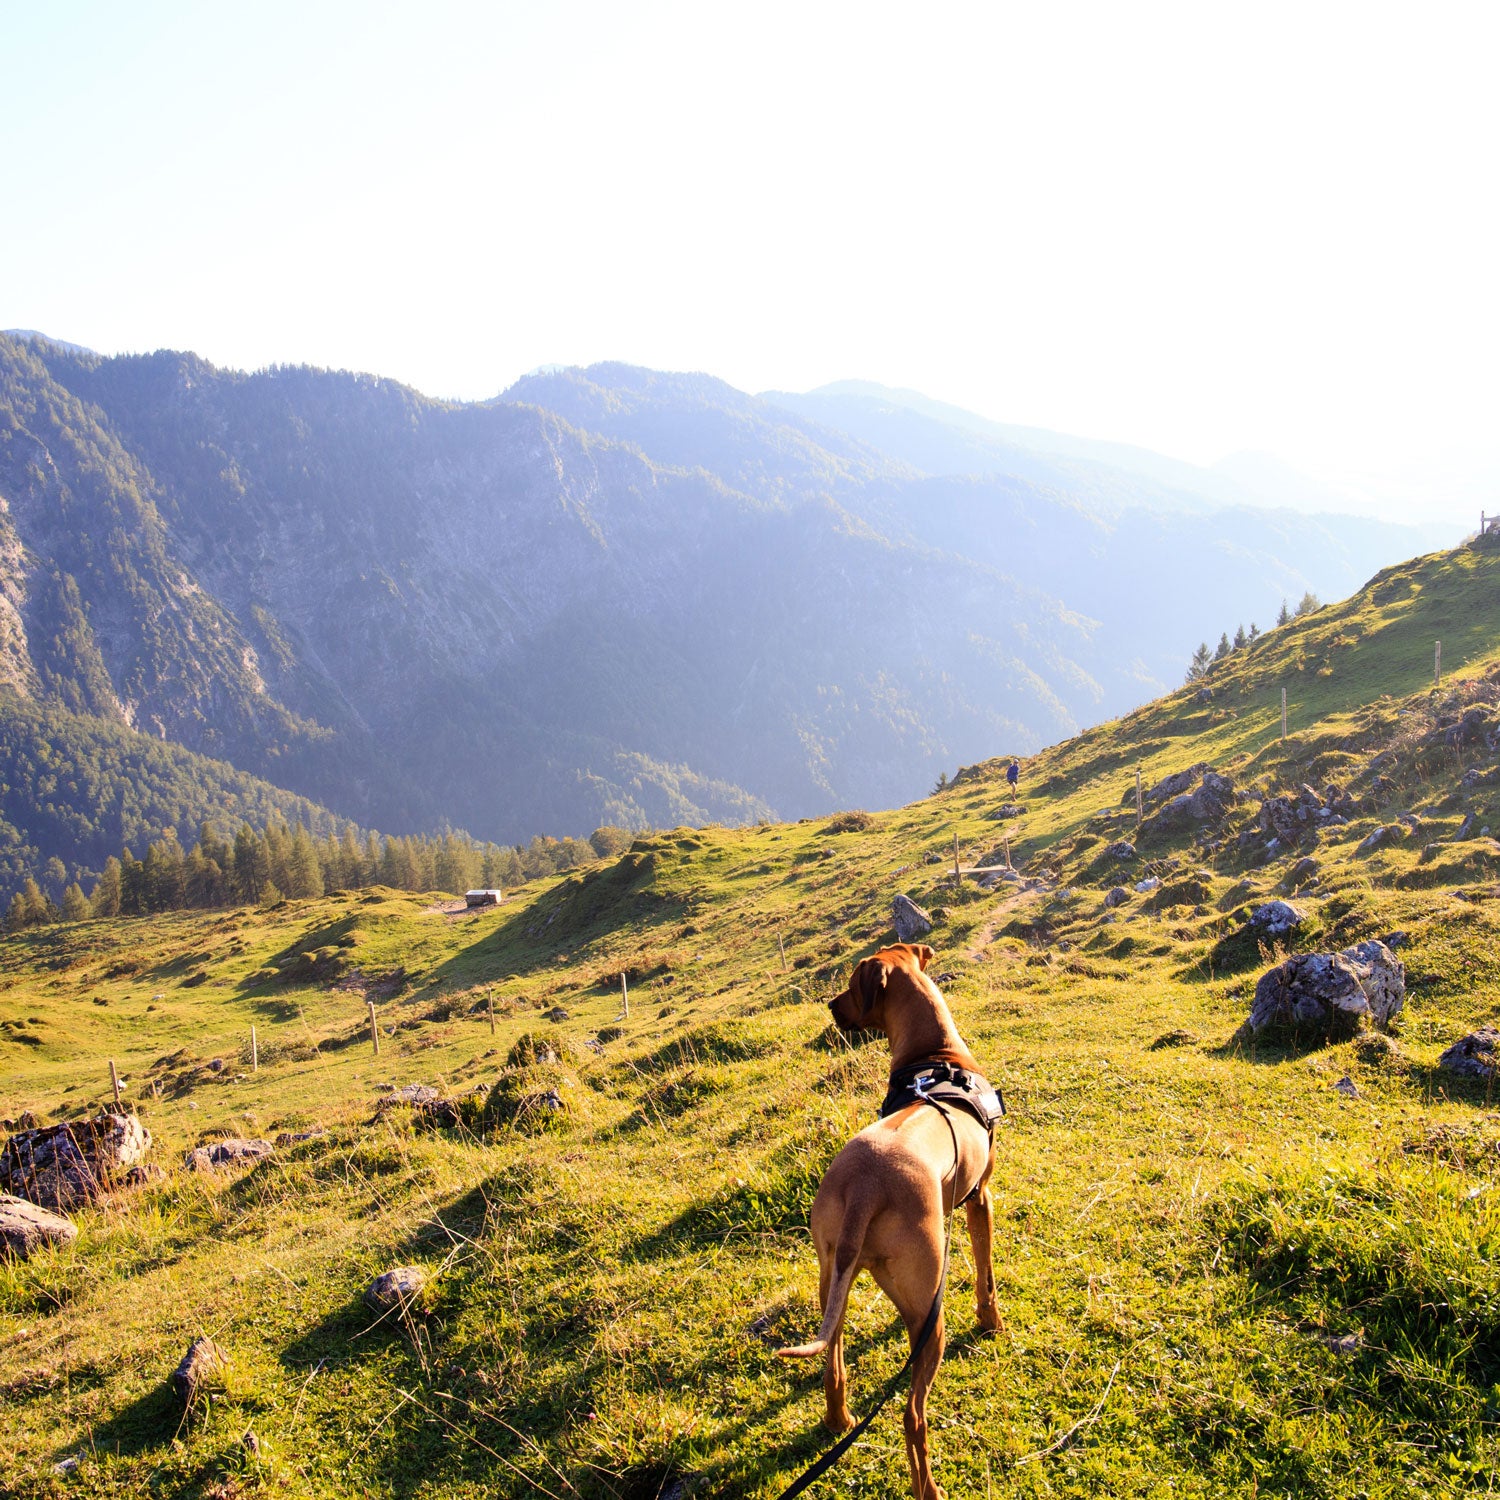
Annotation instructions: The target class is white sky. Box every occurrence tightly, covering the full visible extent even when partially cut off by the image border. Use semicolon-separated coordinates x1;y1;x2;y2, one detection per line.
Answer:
4;0;1497;522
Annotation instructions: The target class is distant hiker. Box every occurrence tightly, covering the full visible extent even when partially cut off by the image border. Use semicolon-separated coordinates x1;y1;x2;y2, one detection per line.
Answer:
1006;760;1020;793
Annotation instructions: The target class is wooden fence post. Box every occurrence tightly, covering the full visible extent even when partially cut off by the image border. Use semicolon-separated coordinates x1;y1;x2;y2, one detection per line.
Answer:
1281;687;1288;739
251;1026;258;1073
1135;767;1143;832
368;1001;380;1055
487;991;496;1035
1435;640;1442;687
953;831;960;881
621;972;629;1019
109;1059;121;1107
777;933;787;973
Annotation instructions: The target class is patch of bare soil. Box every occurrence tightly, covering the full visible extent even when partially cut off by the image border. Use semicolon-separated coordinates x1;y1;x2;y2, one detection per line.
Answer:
963;884;1049;961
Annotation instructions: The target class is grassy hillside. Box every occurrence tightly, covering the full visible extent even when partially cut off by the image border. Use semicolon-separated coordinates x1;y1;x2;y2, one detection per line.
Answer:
2;542;1499;1499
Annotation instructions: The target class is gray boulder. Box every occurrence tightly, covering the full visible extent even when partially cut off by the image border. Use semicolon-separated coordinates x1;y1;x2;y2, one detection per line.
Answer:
365;1264;429;1311
1103;886;1130;909
184;1138;274;1172
892;894;933;943
0;1194;78;1259
1103;840;1136;860
1141;771;1237;840
1250;900;1304;939
1357;824;1403;855
0;1112;152;1210
1144;763;1209;805
1438;1028;1500;1080
990;803;1024;820
171;1337;228;1403
1247;940;1405;1038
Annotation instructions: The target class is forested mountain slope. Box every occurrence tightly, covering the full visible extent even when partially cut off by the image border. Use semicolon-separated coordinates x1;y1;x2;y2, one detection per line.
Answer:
0;335;1458;904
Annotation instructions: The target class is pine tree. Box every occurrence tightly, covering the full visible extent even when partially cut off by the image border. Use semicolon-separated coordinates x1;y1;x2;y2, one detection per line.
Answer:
91;856;123;918
1233;624;1247;649
61;883;91;922
1185;643;1213;683
1213;632;1232;662
1248;622;1261;641
1296;590;1321;617
1276;599;1292;626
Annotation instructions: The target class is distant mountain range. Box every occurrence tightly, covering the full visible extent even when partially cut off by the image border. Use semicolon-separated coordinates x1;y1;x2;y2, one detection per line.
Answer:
0;332;1458;896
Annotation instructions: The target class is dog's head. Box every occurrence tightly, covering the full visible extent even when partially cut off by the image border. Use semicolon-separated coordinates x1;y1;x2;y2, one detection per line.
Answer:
828;943;934;1034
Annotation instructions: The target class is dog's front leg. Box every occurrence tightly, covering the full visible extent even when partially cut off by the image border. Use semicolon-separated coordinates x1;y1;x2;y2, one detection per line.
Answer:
964;1180;1003;1332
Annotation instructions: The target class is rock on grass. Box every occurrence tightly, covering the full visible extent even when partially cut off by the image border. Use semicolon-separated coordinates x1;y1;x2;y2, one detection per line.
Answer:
1247;940;1404;1039
0;1194;77;1258
1439;1028;1500;1081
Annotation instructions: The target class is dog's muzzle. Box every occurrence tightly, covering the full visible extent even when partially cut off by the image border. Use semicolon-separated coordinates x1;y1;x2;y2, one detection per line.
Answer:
828;1000;864;1036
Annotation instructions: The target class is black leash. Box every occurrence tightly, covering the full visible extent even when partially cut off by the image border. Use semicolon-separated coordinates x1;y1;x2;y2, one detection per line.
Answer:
774;1107;962;1500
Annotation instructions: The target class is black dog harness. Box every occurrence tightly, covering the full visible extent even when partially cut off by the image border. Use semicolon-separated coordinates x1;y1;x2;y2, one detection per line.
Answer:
880;1060;1006;1204
881;1059;1006;1134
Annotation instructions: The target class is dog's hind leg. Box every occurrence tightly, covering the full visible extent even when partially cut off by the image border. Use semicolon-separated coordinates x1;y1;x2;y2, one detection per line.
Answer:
964;1180;1003;1332
872;1244;947;1500
819;1256;855;1433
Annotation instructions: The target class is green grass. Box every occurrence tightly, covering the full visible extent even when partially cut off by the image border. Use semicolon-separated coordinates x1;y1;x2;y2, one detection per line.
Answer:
4;541;1500;1498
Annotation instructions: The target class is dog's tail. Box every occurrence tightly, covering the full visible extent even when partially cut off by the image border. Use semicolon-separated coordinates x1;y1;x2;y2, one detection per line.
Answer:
775;1195;875;1360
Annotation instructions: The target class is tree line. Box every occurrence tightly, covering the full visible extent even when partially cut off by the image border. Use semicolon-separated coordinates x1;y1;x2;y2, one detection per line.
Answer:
1184;592;1321;684
3;817;636;932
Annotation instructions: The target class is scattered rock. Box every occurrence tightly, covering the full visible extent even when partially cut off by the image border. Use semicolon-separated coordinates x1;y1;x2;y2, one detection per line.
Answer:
1249;900;1304;939
1103;886;1130;909
273;1129;327;1148
543;1007;570;1024
377;1084;443;1107
1380;930;1409;951
1356;825;1402;856
1258;783;1355;847
991;803;1024;820
1247;940;1405;1038
1103;840;1136;861
1134;876;1162;893
0;1112;152;1210
1321;1330;1364;1356
892;894;933;943
183;1138;274;1172
1457;812;1477;839
171;1337;228;1403
365;1264;429;1312
1438;1028;1500;1081
1282;856;1321;891
0;1194;78;1258
207;1058;225;1073
1333;1076;1359;1098
1142;770;1237;840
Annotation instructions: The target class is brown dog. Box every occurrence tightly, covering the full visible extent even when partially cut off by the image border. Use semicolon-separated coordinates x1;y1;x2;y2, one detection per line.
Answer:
777;942;1001;1500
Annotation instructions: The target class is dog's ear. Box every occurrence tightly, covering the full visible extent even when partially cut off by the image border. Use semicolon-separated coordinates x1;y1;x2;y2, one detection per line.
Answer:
853;956;890;1016
910;943;935;971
